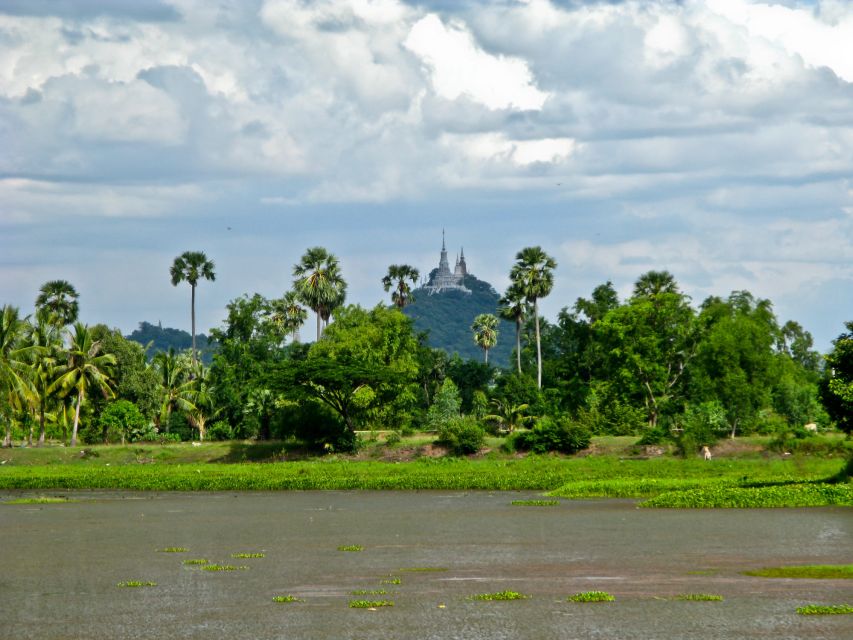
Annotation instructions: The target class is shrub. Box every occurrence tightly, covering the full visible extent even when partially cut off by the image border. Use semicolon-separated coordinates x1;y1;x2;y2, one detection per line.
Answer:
426;378;462;431
207;421;233;441
437;415;485;455
384;431;402;446
513;416;591;455
97;400;150;444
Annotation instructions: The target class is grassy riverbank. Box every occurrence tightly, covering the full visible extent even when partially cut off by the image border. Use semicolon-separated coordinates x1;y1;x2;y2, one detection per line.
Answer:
1;438;850;507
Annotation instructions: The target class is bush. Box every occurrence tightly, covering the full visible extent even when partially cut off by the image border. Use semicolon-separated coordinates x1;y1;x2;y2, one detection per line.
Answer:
513;416;591;455
206;421;233;441
426;378;462;431
96;400;150;444
438;415;485;455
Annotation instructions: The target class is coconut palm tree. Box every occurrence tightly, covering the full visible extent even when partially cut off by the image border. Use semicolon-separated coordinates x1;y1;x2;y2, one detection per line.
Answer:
510;246;557;389
382;264;420;309
499;283;527;374
186;360;215;442
472;313;499;364
266;291;308;344
152;348;195;435
1;305;31;447
25;311;62;446
170;251;216;365
35;280;79;327
51;323;115;447
484;399;533;434
293;247;346;341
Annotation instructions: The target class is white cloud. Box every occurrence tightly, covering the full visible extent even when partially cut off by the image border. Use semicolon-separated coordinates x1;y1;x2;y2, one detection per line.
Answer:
404;14;548;111
441;132;577;166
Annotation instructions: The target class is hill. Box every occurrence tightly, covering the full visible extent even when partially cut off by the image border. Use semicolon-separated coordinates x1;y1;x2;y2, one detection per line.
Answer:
126;321;214;364
403;274;515;366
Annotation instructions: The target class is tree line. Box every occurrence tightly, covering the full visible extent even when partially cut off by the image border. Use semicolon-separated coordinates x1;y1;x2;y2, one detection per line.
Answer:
1;247;850;454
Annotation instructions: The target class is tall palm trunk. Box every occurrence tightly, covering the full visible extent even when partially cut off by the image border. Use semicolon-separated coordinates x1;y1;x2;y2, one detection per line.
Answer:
316;311;322;341
534;300;542;389
38;405;46;446
191;284;197;365
71;388;83;447
515;318;521;374
3;416;10;447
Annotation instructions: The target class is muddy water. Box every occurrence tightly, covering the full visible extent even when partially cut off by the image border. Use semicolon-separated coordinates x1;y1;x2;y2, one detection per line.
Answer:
1;491;851;640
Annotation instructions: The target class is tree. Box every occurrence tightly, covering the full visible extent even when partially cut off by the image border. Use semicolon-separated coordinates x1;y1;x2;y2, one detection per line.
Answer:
471;313;499;364
152;348;195;434
426;377;461;431
484;399;532;434
499;283;526;374
265;291;308;345
24;311;62;446
0;306;31;447
821;321;853;434
382;264;420;309
170;251;216;365
510;246;557;388
293;247;346;341
97;399;148;445
35;280;79;327
51;322;116;447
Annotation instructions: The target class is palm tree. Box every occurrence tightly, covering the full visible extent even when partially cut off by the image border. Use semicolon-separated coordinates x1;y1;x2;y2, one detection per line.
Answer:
186;360;215;442
266;291;308;344
293;247;346;341
382;264;420;309
51;323;115;447
484;400;533;434
499;283;526;374
510;246;557;389
471;313;499;364
25;311;62;446
35;280;79;327
170;251;216;365
633;270;678;298
152;348;195;434
1;305;31;447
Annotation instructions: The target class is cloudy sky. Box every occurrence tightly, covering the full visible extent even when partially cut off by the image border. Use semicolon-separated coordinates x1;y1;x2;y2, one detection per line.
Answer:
1;0;851;350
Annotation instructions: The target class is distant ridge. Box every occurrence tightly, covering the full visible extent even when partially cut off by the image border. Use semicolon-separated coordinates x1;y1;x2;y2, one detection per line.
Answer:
126;321;214;364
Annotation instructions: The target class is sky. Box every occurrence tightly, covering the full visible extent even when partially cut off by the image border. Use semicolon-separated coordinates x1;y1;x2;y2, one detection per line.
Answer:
1;0;851;351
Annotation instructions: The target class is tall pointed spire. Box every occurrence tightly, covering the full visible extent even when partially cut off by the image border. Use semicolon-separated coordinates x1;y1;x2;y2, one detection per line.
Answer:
442;228;446;251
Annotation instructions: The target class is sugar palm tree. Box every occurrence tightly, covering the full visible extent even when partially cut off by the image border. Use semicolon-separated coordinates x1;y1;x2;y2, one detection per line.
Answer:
472;313;499;364
266;291;308;344
1;305;32;447
633;270;678;298
170;251;216;365
293;247;346;341
51;323;115;447
510;246;557;389
499;283;527;374
382;264;420;309
35;280;79;327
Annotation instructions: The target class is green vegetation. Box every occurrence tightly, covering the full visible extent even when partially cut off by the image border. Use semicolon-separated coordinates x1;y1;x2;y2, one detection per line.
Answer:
200;564;248;571
744;565;853;579
349;600;394;608
231;552;265;558
3;496;74;504
569;591;615;602
117;581;156;588
470;590;528;601
127;322;212;364
380;577;401;585
511;499;559;506
158;547;188;553
642;483;853;508
351;589;388;595
674;594;723;601
182;559;209;565
337;545;363;552
796;604;853;615
272;595;302;603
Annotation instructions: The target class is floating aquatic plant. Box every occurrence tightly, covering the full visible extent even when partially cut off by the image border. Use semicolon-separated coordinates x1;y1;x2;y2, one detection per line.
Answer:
117;581;156;588
469;590;528;601
569;591;615;602
272;595;302;603
380;577;401;585
200;564;248;572
337;545;363;552
231;552;265;559
674;594;723;601
511;500;559;506
796;604;853;615
182;559;209;565
158;547;188;553
349;600;393;608
744;565;853;579
351;589;388;596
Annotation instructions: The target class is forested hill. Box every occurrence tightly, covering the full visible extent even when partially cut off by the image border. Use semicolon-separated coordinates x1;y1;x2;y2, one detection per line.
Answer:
403;275;515;367
126;321;213;363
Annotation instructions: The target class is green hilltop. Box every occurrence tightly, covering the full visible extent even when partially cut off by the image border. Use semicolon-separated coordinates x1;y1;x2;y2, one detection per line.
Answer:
403;274;515;367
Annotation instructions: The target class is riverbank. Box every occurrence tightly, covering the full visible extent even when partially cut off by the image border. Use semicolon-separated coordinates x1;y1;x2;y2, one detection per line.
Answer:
1;437;850;507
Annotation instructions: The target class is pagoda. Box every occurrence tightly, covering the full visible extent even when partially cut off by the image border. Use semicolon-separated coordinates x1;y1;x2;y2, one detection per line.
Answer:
423;231;471;295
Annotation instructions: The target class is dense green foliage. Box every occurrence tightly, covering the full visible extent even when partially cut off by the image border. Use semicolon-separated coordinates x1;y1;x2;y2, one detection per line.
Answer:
568;591;614;602
796;605;853;615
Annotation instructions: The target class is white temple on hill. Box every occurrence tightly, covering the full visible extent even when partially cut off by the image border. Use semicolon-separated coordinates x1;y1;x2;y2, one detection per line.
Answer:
423;231;472;295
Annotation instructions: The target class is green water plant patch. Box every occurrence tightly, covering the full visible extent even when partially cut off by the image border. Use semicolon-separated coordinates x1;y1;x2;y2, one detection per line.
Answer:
338;545;363;552
351;589;388;595
200;564;248;571
796;604;853;615
349;600;393;608
3;496;76;504
117;581;156;588
182;559;209;565
744;565;853;579
380;577;401;585
158;547;188;553
511;499;559;506
569;591;615;602
469;590;528;601
674;594;723;601
640;483;853;508
272;595;302;603
231;552;265;558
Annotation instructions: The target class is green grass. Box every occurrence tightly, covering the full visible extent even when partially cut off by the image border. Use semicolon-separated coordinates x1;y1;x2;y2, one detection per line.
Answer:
200;564;248;572
272;595;302;603
674;594;723;601
117;581;156;588
231;552;265;558
744;565;853;579
351;589;388;595
349;600;393;608
157;547;188;553
337;545;363;552
796;604;853;615
511;499;559;506
569;591;615;602
182;559;209;565
3;496;76;504
469;590;528;601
